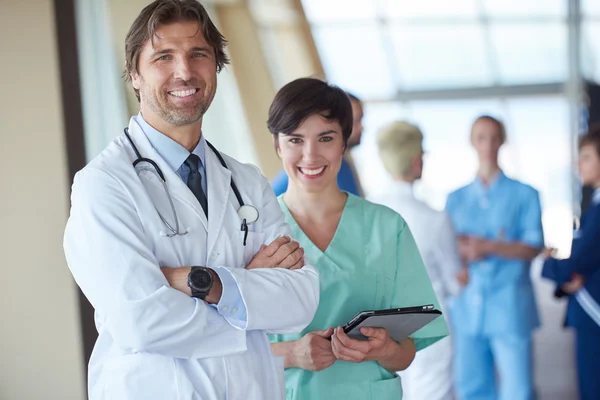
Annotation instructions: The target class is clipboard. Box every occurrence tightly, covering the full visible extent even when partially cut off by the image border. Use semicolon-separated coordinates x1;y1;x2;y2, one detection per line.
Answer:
342;304;442;342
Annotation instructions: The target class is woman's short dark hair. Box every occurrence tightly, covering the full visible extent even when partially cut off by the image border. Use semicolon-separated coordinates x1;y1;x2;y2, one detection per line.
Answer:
580;123;600;157
124;0;229;101
267;78;353;147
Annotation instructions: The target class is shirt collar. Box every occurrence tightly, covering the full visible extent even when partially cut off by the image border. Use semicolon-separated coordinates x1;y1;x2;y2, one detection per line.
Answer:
473;170;506;194
134;112;206;173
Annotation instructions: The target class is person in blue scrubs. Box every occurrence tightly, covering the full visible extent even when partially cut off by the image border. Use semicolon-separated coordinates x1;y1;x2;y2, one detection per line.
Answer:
271;93;364;196
541;127;600;400
445;115;544;400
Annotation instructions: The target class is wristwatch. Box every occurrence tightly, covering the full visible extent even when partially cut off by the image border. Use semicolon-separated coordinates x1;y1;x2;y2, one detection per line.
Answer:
187;267;213;300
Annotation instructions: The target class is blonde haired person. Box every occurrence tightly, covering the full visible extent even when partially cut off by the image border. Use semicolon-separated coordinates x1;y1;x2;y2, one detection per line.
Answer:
369;121;465;400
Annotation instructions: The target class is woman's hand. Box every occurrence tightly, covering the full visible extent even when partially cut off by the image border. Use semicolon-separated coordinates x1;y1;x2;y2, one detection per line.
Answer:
331;326;389;363
290;328;336;371
330;326;416;371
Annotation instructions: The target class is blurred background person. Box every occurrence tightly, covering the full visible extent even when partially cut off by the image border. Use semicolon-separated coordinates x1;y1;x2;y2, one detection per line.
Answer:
541;126;600;400
369;121;464;400
445;116;544;400
267;78;447;400
270;91;364;196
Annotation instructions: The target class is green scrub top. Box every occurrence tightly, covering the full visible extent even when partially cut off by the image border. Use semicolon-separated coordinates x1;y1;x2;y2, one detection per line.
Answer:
270;194;448;400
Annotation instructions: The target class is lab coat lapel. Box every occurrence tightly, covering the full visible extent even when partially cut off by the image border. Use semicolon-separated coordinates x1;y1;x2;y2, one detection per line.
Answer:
126;118;208;231
205;141;232;257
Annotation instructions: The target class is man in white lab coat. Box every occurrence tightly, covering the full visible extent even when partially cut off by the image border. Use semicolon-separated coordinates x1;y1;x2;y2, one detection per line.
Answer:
63;1;319;399
368;121;465;400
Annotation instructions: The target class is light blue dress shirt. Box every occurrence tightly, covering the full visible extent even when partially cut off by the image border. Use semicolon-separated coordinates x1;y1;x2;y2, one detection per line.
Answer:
134;113;246;322
445;171;544;336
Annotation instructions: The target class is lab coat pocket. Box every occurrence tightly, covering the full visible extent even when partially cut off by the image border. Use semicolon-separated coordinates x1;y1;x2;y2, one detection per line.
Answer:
100;354;176;400
270;355;287;398
238;231;266;267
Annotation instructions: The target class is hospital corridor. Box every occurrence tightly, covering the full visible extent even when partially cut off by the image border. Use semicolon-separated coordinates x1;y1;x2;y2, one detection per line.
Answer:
2;0;600;399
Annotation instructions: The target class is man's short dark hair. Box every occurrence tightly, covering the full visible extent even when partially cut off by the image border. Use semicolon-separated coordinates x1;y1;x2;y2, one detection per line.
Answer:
267;78;353;147
124;0;229;101
580;123;600;157
472;114;507;143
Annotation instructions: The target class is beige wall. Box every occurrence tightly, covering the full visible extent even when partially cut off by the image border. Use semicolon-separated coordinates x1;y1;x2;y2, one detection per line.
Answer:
0;1;85;399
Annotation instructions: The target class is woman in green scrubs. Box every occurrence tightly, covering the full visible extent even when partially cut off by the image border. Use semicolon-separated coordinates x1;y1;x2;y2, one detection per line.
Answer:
268;78;448;400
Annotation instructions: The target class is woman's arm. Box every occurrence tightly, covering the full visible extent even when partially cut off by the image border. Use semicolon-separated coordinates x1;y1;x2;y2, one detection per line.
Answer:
270;341;298;369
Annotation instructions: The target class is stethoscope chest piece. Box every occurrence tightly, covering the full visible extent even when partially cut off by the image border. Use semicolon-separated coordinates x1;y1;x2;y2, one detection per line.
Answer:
238;205;259;247
238;205;259;225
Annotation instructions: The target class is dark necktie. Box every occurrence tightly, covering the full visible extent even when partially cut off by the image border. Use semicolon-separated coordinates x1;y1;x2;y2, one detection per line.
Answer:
184;154;208;218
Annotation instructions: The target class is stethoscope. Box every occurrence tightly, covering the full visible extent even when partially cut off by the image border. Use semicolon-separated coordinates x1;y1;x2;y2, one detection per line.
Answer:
124;128;259;245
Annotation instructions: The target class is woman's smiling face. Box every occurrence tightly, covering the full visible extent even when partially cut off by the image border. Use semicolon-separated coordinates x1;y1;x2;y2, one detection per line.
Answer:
276;114;346;193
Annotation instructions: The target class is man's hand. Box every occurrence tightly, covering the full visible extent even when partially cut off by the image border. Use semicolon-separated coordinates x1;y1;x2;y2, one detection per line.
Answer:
161;266;223;304
246;236;304;270
541;247;557;260
456;267;469;286
458;235;491;262
562;273;585;294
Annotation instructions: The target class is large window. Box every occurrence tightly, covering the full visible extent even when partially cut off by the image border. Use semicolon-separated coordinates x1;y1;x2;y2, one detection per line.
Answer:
302;0;568;95
301;0;582;254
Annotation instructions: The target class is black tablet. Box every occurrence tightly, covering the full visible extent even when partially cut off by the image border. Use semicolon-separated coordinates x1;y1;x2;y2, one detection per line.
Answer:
342;304;442;342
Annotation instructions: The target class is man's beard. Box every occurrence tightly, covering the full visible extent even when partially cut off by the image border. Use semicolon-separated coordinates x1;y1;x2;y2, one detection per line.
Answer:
141;78;215;126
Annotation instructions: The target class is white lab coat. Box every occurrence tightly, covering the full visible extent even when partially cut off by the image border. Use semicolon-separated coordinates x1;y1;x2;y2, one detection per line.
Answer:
63;118;320;400
369;181;461;400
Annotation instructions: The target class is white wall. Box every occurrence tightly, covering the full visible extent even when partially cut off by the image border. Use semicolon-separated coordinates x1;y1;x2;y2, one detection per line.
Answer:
0;1;86;399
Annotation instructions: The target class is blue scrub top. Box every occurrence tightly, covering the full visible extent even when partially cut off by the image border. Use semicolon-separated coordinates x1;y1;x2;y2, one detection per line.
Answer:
271;157;361;196
445;172;544;336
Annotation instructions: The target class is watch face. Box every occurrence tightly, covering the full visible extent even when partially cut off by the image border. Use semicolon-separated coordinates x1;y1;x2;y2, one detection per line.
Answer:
191;269;212;289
